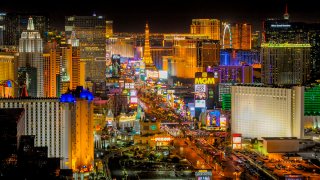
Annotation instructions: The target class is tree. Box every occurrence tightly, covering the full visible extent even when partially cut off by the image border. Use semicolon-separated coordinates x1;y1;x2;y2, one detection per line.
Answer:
148;153;156;161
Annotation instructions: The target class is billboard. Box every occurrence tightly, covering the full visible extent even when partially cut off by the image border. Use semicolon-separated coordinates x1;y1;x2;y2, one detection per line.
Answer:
232;134;242;149
207;110;220;127
220;116;227;127
195;92;206;100
284;174;303;180
130;90;137;96
111;54;121;77
195;100;206;108
195;84;207;108
125;83;135;89
158;70;168;79
195;170;212;180
130;97;138;104
195;84;207;93
195;72;215;85
146;70;159;79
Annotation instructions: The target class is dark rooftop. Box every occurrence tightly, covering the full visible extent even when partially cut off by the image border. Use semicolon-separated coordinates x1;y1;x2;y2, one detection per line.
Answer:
0;108;24;122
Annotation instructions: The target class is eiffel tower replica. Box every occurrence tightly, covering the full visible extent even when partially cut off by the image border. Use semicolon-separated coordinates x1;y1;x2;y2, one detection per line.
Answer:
143;23;157;70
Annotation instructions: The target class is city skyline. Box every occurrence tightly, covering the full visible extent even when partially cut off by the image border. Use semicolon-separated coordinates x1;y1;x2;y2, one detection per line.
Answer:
1;0;320;32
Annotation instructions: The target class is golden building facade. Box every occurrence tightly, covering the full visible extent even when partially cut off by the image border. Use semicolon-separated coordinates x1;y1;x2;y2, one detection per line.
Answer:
0;53;17;97
61;93;94;172
191;19;220;41
71;46;82;89
72;99;94;171
231;23;252;50
43;51;57;97
43;44;83;97
172;39;220;78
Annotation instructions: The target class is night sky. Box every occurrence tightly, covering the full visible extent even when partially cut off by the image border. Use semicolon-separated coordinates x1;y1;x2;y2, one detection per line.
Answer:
1;0;320;33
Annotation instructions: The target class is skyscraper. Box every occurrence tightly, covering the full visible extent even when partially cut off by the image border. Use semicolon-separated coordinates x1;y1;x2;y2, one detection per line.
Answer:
18;17;44;97
43;53;56;97
106;20;113;38
2;13;49;46
191;19;220;41
65;15;106;83
172;38;219;78
231;23;252;50
261;43;311;85
60;87;94;172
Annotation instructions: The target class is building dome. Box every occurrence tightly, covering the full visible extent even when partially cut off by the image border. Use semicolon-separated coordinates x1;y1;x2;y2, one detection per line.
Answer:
60;93;75;103
79;89;94;102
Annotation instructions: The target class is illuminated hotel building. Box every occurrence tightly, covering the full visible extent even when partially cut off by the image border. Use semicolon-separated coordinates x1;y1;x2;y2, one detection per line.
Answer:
59;44;73;94
0;98;62;158
262;9;320;81
263;19;308;44
231;23;252;50
220;49;260;66
106;37;135;58
105;20;113;38
65;15;106;83
67;31;84;89
261;43;311;85
43;33;83;97
231;85;304;140
191;19;220;40
60;87;94;171
150;47;172;70
43;53;57;97
18;17;44;97
172;38;220;78
221;23;252;50
1;13;49;46
0;52;18;97
214;65;253;83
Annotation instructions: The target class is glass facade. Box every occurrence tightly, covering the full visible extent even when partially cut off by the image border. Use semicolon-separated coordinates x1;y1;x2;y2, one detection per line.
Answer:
304;84;320;116
261;43;311;85
222;93;231;110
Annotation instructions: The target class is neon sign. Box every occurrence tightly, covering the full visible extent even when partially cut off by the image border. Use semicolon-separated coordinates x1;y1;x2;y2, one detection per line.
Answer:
154;137;171;141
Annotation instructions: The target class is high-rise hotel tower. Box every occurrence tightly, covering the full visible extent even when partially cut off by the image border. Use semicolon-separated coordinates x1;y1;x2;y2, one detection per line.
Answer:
18;17;44;97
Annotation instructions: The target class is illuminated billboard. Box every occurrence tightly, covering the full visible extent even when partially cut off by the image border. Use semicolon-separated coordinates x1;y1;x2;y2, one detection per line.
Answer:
195;170;212;180
195;84;207;93
146;70;159;79
195;92;206;100
130;90;137;96
220;116;227;127
130;97;138;104
195;100;206;108
194;84;207;108
207;110;220;127
158;70;168;79
232;134;242;149
125;83;135;89
154;137;171;141
195;72;215;85
111;54;121;77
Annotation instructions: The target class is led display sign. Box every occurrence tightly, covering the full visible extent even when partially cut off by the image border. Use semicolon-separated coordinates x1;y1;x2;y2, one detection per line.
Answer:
195;72;215;85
